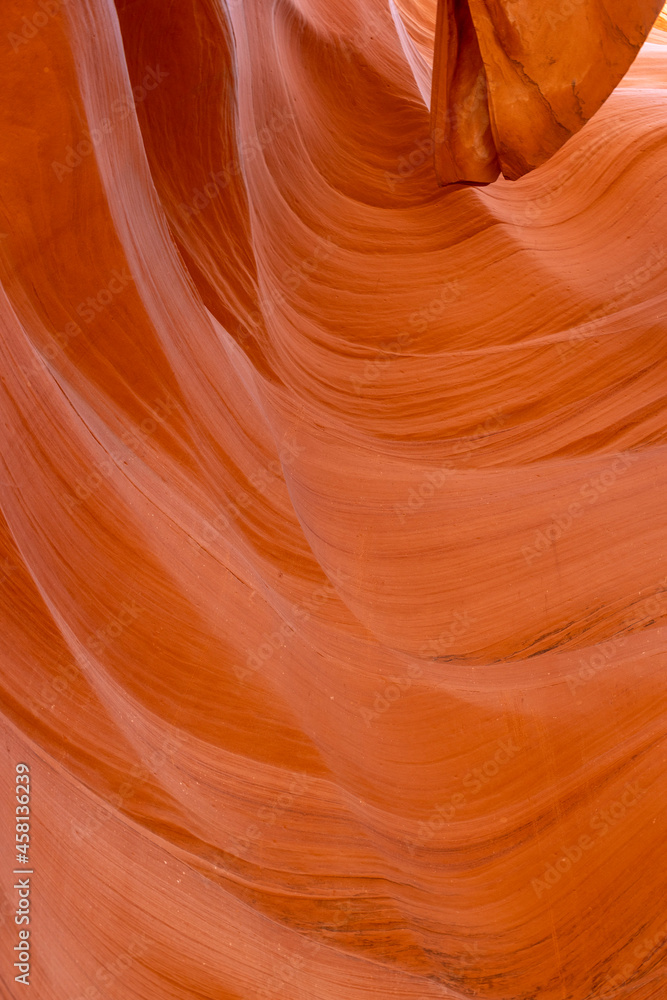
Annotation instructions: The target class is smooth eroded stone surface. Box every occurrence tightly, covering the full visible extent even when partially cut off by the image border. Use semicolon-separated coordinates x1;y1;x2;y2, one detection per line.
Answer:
0;1;666;998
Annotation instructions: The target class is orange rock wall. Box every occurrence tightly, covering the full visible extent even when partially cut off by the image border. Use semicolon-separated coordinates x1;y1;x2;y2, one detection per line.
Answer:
1;2;666;998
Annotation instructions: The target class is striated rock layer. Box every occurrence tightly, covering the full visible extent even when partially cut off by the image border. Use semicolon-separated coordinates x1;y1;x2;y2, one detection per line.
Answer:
1;1;667;998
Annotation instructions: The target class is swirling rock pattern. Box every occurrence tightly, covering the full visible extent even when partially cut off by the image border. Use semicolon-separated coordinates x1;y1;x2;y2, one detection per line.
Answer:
0;1;666;999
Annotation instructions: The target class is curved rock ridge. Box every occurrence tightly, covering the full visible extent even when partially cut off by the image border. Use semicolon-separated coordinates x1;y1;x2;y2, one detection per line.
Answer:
0;1;666;999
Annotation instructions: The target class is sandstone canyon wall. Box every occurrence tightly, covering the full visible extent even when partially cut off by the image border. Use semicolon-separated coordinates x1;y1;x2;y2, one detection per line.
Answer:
1;1;667;999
